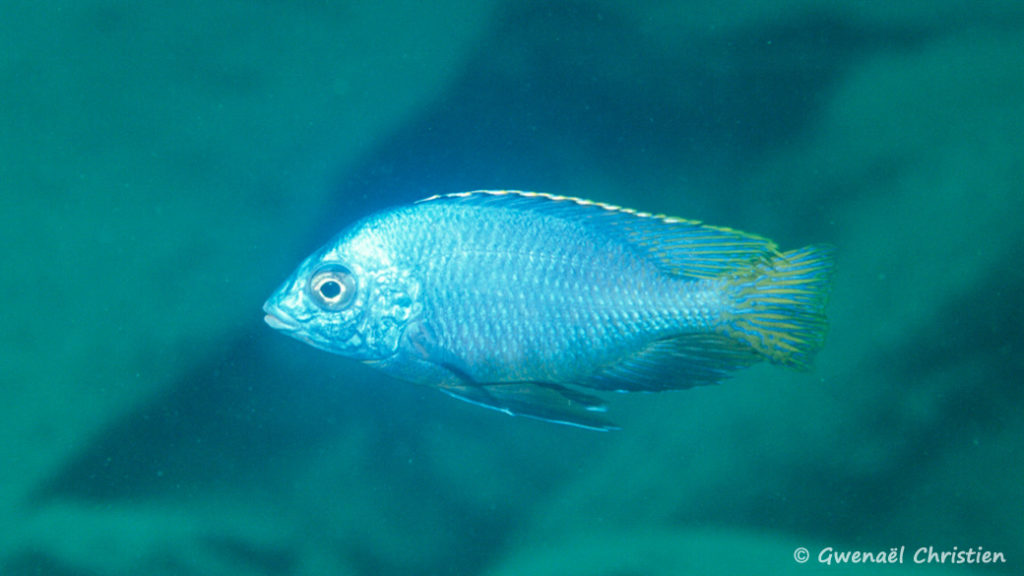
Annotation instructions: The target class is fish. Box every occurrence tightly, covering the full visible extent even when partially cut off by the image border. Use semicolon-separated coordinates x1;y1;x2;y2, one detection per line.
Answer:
264;190;835;430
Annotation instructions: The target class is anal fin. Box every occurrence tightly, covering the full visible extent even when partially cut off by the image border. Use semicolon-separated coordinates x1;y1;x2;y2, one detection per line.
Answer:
439;381;619;431
586;333;762;392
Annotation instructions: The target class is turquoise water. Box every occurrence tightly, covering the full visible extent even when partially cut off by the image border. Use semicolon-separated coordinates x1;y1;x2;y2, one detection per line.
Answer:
2;2;1021;574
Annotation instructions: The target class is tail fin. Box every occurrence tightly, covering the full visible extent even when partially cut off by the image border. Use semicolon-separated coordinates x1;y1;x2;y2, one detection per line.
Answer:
722;244;836;369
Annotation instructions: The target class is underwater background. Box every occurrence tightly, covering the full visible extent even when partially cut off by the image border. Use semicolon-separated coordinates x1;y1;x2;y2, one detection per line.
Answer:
2;1;1022;574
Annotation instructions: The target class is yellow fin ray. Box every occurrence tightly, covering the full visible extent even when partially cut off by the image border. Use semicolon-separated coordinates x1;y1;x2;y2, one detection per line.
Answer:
721;244;836;368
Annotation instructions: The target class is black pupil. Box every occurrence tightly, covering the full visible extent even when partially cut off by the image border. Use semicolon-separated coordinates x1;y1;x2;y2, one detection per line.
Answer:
319;280;342;299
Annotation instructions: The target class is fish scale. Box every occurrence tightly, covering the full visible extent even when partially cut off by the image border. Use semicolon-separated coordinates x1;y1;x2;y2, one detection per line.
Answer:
264;190;835;430
424;231;667;382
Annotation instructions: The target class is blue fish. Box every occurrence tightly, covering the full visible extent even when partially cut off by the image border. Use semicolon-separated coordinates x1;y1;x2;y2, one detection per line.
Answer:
264;191;834;430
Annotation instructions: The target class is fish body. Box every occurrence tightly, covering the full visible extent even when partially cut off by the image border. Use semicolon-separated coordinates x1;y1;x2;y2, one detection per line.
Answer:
264;191;834;430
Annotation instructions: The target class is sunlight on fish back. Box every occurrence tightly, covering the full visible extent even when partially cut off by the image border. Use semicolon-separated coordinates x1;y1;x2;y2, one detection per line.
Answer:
264;191;835;430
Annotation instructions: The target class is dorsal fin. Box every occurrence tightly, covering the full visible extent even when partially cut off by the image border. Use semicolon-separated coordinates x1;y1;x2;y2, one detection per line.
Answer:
418;190;779;278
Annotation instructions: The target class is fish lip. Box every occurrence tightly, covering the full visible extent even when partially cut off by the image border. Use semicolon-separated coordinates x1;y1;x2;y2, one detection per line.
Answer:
263;302;301;332
264;313;296;331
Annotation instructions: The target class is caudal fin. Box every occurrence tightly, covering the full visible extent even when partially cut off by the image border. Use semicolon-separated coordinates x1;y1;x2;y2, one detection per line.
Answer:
722;244;836;369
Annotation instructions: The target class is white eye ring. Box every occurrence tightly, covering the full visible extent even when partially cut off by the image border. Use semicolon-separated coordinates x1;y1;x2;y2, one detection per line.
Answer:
308;265;356;310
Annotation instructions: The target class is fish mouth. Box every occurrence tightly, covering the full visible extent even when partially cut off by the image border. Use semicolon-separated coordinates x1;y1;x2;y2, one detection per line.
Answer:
263;302;301;332
264;312;297;331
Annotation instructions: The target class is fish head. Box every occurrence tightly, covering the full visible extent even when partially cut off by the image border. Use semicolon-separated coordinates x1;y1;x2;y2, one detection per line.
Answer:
263;223;419;361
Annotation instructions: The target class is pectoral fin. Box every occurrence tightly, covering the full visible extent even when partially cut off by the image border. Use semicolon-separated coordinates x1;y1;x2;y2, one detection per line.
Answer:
410;327;619;431
439;380;619;431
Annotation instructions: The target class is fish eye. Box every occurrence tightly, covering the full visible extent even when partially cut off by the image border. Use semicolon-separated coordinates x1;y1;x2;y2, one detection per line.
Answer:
308;265;357;310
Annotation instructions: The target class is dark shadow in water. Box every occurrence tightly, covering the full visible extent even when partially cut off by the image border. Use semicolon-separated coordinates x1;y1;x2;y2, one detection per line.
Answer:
29;327;516;575
32;329;358;502
672;255;1024;550
320;2;931;232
